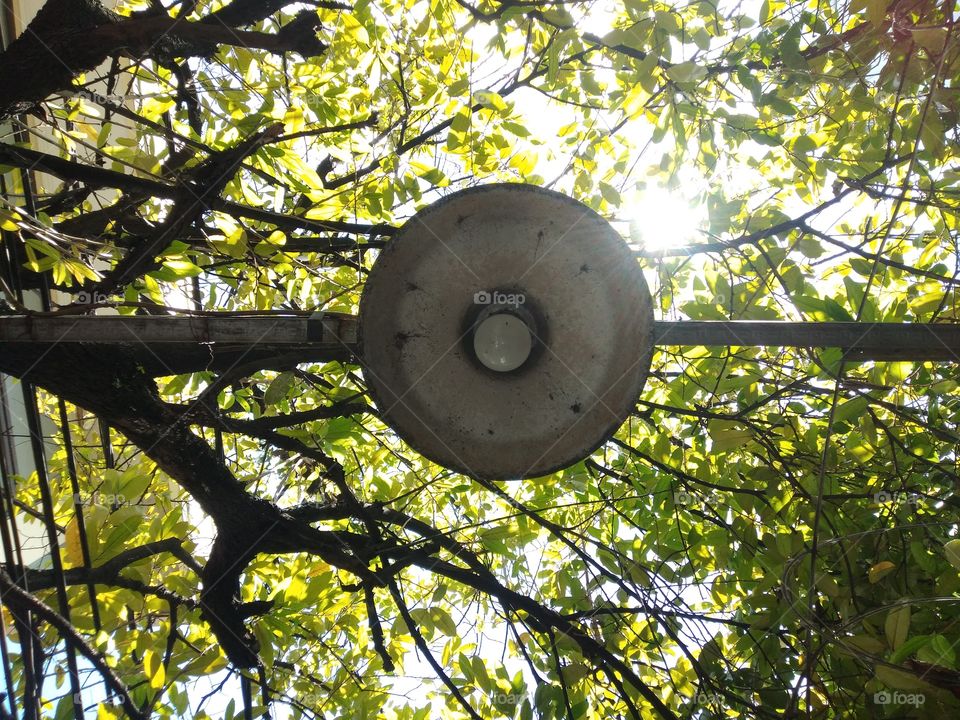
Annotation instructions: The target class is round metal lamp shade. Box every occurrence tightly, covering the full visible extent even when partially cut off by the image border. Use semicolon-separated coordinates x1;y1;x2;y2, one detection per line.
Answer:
359;184;654;479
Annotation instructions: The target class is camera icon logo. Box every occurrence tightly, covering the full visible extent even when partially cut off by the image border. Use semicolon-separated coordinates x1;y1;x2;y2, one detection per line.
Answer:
873;491;893;504
76;290;108;305
473;290;525;306
674;490;693;506
473;89;496;105
873;691;891;705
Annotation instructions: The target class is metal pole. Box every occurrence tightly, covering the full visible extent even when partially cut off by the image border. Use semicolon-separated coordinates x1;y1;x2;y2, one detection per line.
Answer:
2;316;960;361
0;313;356;346
652;321;960;361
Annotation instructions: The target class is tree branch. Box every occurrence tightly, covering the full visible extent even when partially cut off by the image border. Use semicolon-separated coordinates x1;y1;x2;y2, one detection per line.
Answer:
0;567;147;720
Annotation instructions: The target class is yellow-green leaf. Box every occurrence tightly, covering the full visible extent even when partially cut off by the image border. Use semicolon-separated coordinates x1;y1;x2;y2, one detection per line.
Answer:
97;705;123;720
865;0;890;25
0;207;21;231
911;27;947;54
875;665;933;691
868;561;896;584
143;648;165;690
846;634;886;655
884;606;910;650
665;61;706;83
708;420;753;451
264;371;295;406
431;607;457;636
944;539;960;570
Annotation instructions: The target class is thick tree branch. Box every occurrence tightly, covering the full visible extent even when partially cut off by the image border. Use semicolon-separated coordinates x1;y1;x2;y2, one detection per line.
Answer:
0;140;394;237
0;0;327;115
7;538;201;590
363;583;395;671
188;401;372;432
202;0;350;29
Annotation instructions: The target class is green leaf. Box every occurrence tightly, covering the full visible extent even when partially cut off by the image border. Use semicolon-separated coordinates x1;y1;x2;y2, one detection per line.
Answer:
823;297;853;321
865;0;890;25
0;207;21;231
911;28;947;54
920;110;946;158
834;397;869;424
875;665;932;691
884;606;910;650
599;181;621;206
846;634;886;655
509;150;537;175
758;0;770;24
889;634;931;664
264;371;295;406
868;561;896;584
708;420;753;452
919;635;956;669
143;648;165;691
471;656;492;692
944;539;960;570
431;607;457;636
665;62;707;83
160;259;202;278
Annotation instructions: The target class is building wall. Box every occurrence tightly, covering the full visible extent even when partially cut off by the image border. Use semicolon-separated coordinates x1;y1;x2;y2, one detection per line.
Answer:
1;0;123;567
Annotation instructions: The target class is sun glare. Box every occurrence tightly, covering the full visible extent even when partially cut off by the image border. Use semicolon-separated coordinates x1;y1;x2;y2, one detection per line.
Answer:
624;187;705;252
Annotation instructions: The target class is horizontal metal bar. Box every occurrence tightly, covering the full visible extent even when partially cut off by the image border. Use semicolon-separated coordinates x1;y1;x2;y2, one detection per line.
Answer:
2;316;958;362
0;314;358;348
653;321;960;361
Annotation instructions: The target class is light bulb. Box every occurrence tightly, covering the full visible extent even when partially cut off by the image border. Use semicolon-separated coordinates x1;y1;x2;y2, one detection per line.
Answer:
473;313;532;372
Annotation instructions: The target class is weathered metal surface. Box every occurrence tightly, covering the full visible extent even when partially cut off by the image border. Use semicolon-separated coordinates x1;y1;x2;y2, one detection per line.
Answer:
359;183;655;480
4;315;958;362
653;321;960;361
0;313;357;347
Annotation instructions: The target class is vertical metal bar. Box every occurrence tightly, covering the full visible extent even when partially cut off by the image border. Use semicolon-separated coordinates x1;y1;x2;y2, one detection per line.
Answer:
0;595;18;719
57;400;101;631
99;419;114;470
3;410;39;720
0;138;34;720
258;665;270;718
21;383;85;718
0;413;24;720
241;673;254;720
13;117;85;719
2;12;34;717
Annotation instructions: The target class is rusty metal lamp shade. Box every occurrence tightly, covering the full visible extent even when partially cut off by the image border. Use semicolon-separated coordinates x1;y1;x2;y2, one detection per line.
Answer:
359;184;655;480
